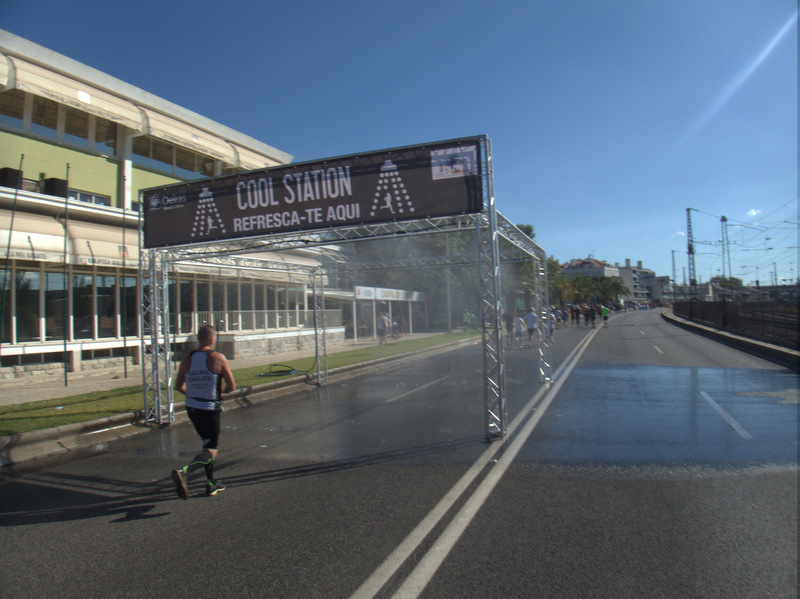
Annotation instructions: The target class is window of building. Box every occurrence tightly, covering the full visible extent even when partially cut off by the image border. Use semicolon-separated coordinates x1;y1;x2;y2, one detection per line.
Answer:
0;89;25;129
44;271;67;340
64;107;90;148
120;274;137;337
15;269;41;342
72;273;94;339
176;147;214;179
68;189;111;206
132;136;151;168
179;277;194;334
0;268;10;344
31;96;59;138
152;138;174;174
97;272;116;338
94;116;116;155
133;136;215;179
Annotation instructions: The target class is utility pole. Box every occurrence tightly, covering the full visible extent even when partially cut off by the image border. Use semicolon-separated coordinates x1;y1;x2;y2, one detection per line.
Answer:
686;208;697;297
720;215;729;279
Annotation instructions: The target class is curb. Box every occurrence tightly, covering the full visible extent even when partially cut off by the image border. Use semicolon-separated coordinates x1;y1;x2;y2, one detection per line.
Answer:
0;337;479;466
661;310;798;371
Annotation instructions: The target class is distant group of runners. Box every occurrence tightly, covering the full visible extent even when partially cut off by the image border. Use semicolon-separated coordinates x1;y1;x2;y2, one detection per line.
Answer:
500;304;616;345
563;304;613;329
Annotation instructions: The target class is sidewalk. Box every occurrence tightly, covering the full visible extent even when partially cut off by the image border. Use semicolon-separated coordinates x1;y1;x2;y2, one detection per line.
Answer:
0;336;419;406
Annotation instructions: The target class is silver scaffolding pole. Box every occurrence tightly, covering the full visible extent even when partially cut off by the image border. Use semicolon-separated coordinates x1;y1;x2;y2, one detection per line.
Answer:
478;138;506;440
534;249;552;383
312;268;328;385
140;240;174;425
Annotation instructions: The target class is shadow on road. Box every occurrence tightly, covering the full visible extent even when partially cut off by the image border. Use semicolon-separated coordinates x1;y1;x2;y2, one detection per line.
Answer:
0;436;483;527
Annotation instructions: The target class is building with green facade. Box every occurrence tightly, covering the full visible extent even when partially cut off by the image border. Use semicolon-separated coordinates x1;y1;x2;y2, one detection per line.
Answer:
0;30;345;377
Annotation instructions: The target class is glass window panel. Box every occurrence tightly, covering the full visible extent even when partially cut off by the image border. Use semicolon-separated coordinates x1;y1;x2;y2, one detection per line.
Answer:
241;283;253;310
0;89;26;129
0;269;10;343
64;108;89;147
175;147;201;179
45;272;67;340
254;282;265;311
167;275;178;334
196;279;209;312
132;136;151;168
72;273;94;339
151;139;174;174
179;277;194;334
227;280;239;311
121;275;137;336
97;272;116;338
95;117;117;155
277;286;286;310
31;96;58;138
212;281;224;311
15;270;40;342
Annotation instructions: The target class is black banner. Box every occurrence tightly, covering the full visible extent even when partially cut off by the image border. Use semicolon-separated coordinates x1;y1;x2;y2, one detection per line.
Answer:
142;137;484;248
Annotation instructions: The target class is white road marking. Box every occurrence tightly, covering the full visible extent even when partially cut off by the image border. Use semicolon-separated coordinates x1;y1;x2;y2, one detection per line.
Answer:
699;390;753;440
350;326;601;599
85;424;130;435
384;376;450;403
653;345;664;354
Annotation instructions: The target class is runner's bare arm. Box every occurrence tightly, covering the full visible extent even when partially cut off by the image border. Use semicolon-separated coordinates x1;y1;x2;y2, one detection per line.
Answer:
215;354;236;393
174;354;191;394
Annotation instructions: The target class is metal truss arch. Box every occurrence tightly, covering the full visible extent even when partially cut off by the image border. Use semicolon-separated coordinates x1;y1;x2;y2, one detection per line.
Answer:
139;137;550;438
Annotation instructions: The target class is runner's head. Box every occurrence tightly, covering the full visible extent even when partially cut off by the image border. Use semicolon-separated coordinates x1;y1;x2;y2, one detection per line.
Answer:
198;325;216;346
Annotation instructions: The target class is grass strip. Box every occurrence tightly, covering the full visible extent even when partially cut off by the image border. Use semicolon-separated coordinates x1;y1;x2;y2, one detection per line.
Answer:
0;332;476;436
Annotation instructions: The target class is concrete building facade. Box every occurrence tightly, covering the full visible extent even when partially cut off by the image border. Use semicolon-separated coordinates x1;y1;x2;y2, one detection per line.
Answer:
0;31;346;378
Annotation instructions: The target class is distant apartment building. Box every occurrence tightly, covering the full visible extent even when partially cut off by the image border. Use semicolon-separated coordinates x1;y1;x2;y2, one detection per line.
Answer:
616;259;657;305
561;257;620;279
0;30;347;376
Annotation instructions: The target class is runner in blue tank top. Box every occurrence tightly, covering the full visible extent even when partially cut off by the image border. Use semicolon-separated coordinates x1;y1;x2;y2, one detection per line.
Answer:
171;325;236;499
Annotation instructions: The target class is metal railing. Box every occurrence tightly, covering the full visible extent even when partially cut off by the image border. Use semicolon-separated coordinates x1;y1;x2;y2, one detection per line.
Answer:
672;300;798;350
186;309;343;334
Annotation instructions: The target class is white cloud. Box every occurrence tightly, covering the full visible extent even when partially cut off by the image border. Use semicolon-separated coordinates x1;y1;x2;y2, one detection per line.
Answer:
747;208;761;217
674;231;685;237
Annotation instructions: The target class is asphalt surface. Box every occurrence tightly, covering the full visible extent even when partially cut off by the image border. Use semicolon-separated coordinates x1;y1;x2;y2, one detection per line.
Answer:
1;309;797;598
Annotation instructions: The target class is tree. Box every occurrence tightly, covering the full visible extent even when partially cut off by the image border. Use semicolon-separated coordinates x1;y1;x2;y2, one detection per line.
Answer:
570;274;630;304
710;275;743;289
546;255;570;306
516;224;534;239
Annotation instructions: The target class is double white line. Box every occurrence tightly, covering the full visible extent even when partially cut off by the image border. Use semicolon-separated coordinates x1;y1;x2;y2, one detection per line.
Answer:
351;327;601;599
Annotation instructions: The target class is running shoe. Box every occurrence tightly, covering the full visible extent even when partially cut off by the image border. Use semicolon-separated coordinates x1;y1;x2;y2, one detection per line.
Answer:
172;468;189;500
206;480;226;496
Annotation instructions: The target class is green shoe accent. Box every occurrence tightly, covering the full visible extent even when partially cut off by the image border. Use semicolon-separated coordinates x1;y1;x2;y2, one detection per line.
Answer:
206;481;226;496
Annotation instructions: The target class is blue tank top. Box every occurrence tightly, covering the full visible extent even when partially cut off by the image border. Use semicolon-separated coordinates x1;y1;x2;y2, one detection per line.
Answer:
184;350;223;411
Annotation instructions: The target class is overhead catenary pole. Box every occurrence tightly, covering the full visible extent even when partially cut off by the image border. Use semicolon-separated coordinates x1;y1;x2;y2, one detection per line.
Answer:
686;208;697;298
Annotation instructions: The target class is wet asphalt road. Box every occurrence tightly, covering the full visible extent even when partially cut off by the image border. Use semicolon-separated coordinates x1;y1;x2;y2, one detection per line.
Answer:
1;309;797;598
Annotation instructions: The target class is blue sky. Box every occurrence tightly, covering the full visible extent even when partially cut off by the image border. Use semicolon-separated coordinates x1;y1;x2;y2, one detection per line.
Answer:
2;1;797;284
